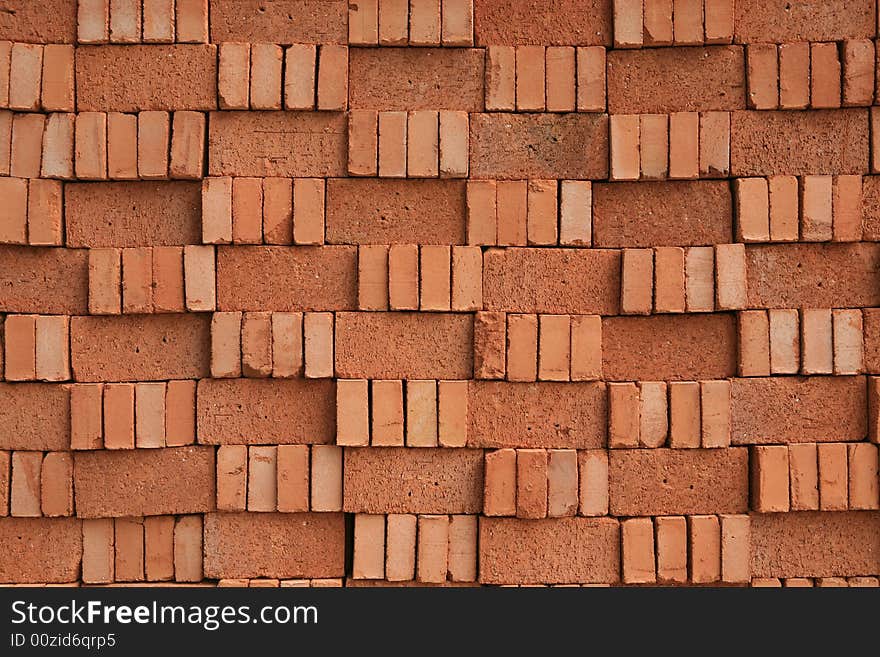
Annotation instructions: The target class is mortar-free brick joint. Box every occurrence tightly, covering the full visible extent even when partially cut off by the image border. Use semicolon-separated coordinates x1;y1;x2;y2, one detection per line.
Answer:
0;0;878;589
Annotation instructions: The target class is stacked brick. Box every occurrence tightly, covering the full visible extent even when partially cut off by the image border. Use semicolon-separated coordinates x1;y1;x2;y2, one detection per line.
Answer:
0;0;879;588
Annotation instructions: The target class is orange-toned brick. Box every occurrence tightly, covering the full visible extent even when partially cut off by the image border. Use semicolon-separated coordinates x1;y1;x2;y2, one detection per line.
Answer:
353;513;385;579
173;515;203;582
516;449;548;519
643;0;673;45
778;42;810;110
217;444;247;512
176;0;209;42
800;308;833;375
746;44;778;110
613;0;643;48
734;177;769;242
610;114;639;181
818;442;848;511
348;110;378;177
842;39;873;107
608;382;639;449
247;445;278;512
407;110;439;178
121;247;153;314
810;42;841;109
35;315;70;382
11;451;41;517
378;111;407;178
183;244;216;311
639;114;668;180
358;245;389;311
466;180;497;246
110;0;141;43
526;179;557;246
438;379;468;448
576;46;606;112
669;381;700;448
41;45;74;112
720;514;749;583
496;180;527;246
639;381;667;448
210;311;241;378
271;312;303;378
737;310;770;377
143;0;174;42
372;379;404;446
164;379;196;447
447;514;477;581
378;0;408;45
276;445;310;513
232;177;263;244
9;43;42;112
152;246;185;313
570;314;601;382
800;175;833;242
78;0;110;43
250;43;282;111
622;517;655;584
451;246;482;311
654;246;685;313
832;175;862;242
114;516;144;581
336;379;369;447
847;443;879;510
506;313;537;382
388;244;420;310
441;0;473;46
317;45;348;111
416;514;448;583
350;0;379;44
704;0;733;44
103;383;135;450
621;248;653;315
262;178;293;245
202;176;233;244
0;178;27;244
547;449;577;517
545;46;575;112
169;111;205;180
439;110;468;178
283;44;316;110
135;382;165;449
82;518;114;584
26;179;63;246
485;45;515;111
789;442;819;511
406;379;438;447
689;515;720;584
70;384;103;450
559;180;591;247
668;112;699;180
409;0;441;46
4;314;36;381
292;178;325;246
832;309;863;375
10;113;44;179
577;450;608;516
672;0;702;45
137;110;170;179
538;314;570;382
145;516;174;580
751;445;789;512
700;380;731;449
473;311;505;380
714;243;747;310
484;448;516;517
241;312;272;378
768;175;799;241
420;245;451;311
385;513;417;581
655;516;687;583
74;112;107;180
218;43;250;110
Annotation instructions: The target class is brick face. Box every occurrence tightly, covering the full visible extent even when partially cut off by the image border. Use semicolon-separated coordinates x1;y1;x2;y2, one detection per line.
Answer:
473;0;612;46
0;518;82;583
0;246;88;315
0;383;69;451
209;0;347;44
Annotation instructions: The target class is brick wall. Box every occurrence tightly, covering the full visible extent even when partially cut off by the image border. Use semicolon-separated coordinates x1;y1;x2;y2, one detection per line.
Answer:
0;0;878;588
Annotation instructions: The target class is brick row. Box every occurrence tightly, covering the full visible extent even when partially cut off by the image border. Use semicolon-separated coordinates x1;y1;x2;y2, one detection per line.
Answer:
613;0;734;48
2;451;72;517
610;111;730;180
349;0;474;47
77;0;209;44
352;513;477;583
752;576;879;588
216;444;343;513
219;578;343;587
751;442;880;512
0;42;74;112
336;379;467;447
737;308;863;377
1;315;70;381
0;178;63;246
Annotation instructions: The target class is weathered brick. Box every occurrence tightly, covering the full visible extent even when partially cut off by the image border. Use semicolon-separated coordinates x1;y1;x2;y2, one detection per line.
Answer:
344;448;483;514
731;376;866;444
609;448;749;516
483;248;619;314
0;0;76;43
74;446;215;518
0;246;88;314
479;517;619;584
473;0;611;46
209;112;346;177
198;378;334;445
335;312;473;379
209;0;347;43
468;382;605;449
733;0;874;43
216;246;357;311
0;383;69;451
593;181;732;247
608;47;745;114
70;315;210;382
0;518;81;583
326;179;466;245
76;45;217;111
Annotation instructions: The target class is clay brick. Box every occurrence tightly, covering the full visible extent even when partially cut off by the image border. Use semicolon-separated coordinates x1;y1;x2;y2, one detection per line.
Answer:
603;314;736;382
142;0;174;42
810;42;842;109
731;376;866;444
485;46;515;111
668;112;699;180
608;47;744;114
639;114;667;180
70;384;103;450
410;0;441;45
734;0;873;43
82;518;114;584
164;380;195;447
800;308;833;375
33;315;69;383
262;178;293;245
578;450;608;516
751;511;880;578
0;517;82;583
448;514;477;581
74;111;106;180
746;44;779;110
439;111;468;178
832;309;863;375
730;110;868;176
768;175;799;241
27;179;63;246
505;313;536;382
10;451;41;517
378;111;407;178
250;44;282;111
800;175;833;242
0;246;89;315
419;245;450;311
778;42;810;110
622;517;655;584
470;113;608;180
515;45;545;112
470;381;605;449
669;381;700;449
557;180;590;247
137;110;171;179
209;111;346;177
442;0;473;46
198;378;335;445
115;516;144;582
383;513;416;581
77;45;216;111
74;446;214;517
734;178;769;242
216;445;247;512
152;247;185;313
654;246;685;313
344;447;482;514
349;110;377;175
515;449;547;519
388;245;420;310
610;448;749;515
309;445;341;512
135;382;165;449
737;310;770;377
270;312;303;378
613;0;642;47
230;178;262;244
369;380;403;446
609;114;638;181
438;380;468;448
593;181;732;248
537;315;569;381
700;111;731;177
701;380;731;449
277;445;310;513
484;448;515;516
407;110;439;178
169;111;205;180
831;175;862;242
336;379;369;447
818;443;848;511
714;243;747;310
688;515;720;583
241;312;272;378
210;311;241;378
479;517;620;585
103;383;135;450
41;45;74;112
303;312;333;378
406;380;438;447
202;177;233;245
218;43;250;110
545;46;575;112
751;445;790;512
608;382;639;449
71;314;210;382
655;516;688;584
353;514;385;579
4;314;35;381
144;516;173;580
570;315;601;382
417;514;448;583
789;443;819;511
840;40;873;107
358;245;389;311
247;446;278;512
720;514;750;583
639;381;668;448
351;48;482;111
643;0;673;45
450;246;481;311
0;178;27;245
847;443;879;510
547;449;577;518
121;247;152;313
109;0;141;43
8;43;41;112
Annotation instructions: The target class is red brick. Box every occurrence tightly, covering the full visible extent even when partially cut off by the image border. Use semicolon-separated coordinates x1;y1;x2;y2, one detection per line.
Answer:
121;247;153;314
164;380;195;447
335;312;471;379
643;0;672;45
752;445;790;512
247;446;278;512
137;111;170;179
818;443;848;511
407;110;439;178
210;0;345;43
622;517;655;584
777;42;810;110
198;378;335;445
448;514;477;582
439;111;468;178
731;376;866;444
800;309;833;375
8;43;41;112
734;178;769;242
173;515;203;582
669;381;701;448
26;179;63;246
653;247;685;313
516;45;545;112
609;114;638;181
470;113;608;180
832;175;862;242
700;111;731;177
608;47;744;114
479;517;619;585
416;515;447;583
4;314;35;381
714;243;746;310
204;512;345;579
103;383;134;450
350;48;483;111
419;245;451;311
609;448;749;516
746;244;880;309
474;0;610;46
746;44;778;110
77;45;216;111
133;382;165;448
66;181;201;248
751;511;880;578
209;111;346;177
0;518;81;584
216;246;355;311
484;448;516;516
304;312;334;379
639;381;668;448
70;314;209;382
638;114;667;180
169;111;205;180
344;447;482;514
378;111;407;178
689;515;721;583
738;310;770;377
40;45;74;112
516;449;548;519
0;178;27;244
789;443;819;511
114;516;145;582
848;443;879;510
578;450;608;516
1;0;75;43
74;112;105;180
327;178;465;245
547;450;577;517
0;383;68;451
734;0;874;43
832;309;864;375
593;181;731;248
505;313;537;382
546;46;575;112
176;0;208;43
668;112;699;180
602;314;736;381
10;451;41;517
250;44;283;111
800;175;833;241
74;446;214;517
0;246;88;315
469;381;605;449
655;516;688;584
730;110;868;176
701;380;731;448
320;45;350;109
216;445;246;512
608;382;639;448
348;110;378;177
485;45;515;111
405;380;438;447
538;314;569;380
353;513;385;579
